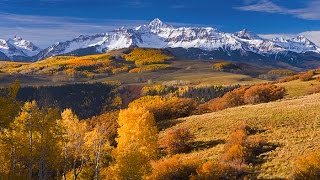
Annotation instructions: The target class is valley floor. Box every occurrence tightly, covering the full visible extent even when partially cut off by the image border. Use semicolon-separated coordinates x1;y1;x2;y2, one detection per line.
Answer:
163;93;320;179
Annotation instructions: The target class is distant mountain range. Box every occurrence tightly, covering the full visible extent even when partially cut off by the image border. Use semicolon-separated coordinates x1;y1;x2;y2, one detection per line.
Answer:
1;18;320;68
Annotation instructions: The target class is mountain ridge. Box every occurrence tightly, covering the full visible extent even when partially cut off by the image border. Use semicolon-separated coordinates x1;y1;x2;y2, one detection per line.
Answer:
1;18;320;66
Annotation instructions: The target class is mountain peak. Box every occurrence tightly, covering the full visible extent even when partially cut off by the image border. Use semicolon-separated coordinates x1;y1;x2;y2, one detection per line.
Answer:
148;18;172;32
234;29;259;40
149;18;164;25
291;35;315;46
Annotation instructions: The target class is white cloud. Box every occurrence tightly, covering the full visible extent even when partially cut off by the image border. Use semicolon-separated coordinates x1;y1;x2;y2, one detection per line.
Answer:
235;0;320;20
300;31;320;46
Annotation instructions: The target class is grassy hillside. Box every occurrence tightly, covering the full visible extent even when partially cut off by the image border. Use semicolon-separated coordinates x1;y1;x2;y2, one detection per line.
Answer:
0;52;270;87
162;93;320;179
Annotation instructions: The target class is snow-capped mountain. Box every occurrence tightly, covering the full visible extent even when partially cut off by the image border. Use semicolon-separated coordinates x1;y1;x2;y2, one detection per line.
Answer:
1;18;320;65
34;18;320;62
0;36;41;61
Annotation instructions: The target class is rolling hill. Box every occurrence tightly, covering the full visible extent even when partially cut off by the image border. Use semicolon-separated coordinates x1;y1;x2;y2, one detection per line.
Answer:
161;93;320;179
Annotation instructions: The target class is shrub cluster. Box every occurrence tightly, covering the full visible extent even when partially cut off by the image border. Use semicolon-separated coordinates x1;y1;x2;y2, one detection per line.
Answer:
191;124;265;179
190;161;242;180
128;96;196;121
146;155;199;180
199;84;286;112
277;71;315;83
158;128;193;155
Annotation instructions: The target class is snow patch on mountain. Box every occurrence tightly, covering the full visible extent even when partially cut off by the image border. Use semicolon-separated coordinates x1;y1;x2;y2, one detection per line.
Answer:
0;36;41;60
1;18;320;62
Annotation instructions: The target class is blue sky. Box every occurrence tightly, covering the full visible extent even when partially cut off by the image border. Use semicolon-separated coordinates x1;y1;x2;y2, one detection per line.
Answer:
0;0;320;47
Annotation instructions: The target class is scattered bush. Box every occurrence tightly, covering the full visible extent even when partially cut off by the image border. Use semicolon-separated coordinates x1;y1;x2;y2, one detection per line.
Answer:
222;125;265;166
158;128;193;155
146;155;199;180
291;152;320;179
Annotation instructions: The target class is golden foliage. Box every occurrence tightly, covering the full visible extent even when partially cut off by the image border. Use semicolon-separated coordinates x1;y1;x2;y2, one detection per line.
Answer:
123;48;172;66
0;54;130;77
129;64;171;73
110;107;158;179
0;80;21;128
86;111;119;146
128;95;196;121
291;152;320;179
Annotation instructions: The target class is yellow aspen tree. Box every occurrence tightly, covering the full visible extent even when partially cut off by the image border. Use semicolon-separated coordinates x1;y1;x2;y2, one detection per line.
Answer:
84;125;112;180
59;108;87;180
110;106;158;180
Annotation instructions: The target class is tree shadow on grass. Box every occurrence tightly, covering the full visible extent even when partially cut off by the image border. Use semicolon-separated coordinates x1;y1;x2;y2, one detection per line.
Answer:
189;139;226;152
250;142;280;166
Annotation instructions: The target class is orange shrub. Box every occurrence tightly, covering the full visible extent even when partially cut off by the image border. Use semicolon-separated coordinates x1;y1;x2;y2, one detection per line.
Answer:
201;84;286;112
299;71;314;81
277;71;315;83
222;127;249;164
223;124;265;164
204;86;249;112
243;84;286;104
291;152;320;179
146;155;199;180
190;161;244;180
158;128;193;155
305;85;320;95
